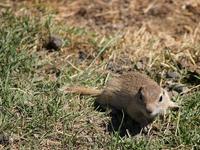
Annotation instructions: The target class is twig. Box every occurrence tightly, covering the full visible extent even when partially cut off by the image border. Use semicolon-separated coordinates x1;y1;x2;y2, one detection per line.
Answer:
180;84;200;95
9;87;33;96
0;3;11;8
66;60;82;72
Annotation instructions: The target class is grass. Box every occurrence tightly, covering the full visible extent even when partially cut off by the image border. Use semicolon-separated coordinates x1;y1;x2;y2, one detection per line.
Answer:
0;9;199;149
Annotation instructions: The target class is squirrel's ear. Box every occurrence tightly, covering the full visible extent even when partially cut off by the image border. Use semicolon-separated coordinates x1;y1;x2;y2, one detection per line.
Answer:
138;87;143;93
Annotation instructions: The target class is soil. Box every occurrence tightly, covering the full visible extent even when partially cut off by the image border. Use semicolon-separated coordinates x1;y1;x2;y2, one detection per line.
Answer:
54;0;200;38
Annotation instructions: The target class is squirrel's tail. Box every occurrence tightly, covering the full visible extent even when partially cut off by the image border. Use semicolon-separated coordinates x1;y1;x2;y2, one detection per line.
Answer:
60;86;102;96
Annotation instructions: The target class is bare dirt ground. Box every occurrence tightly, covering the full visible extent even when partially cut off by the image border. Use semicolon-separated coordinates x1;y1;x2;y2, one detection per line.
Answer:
55;0;200;37
12;0;200;37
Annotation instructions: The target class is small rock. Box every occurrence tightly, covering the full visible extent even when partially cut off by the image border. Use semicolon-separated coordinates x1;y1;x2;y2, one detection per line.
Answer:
166;71;180;79
44;36;63;51
78;51;87;61
135;57;149;70
169;83;189;93
184;71;200;85
0;133;12;145
177;57;196;72
107;61;123;74
135;61;144;70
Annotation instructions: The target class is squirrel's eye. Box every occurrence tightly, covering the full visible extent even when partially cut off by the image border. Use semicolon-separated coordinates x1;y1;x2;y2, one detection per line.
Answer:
159;96;163;102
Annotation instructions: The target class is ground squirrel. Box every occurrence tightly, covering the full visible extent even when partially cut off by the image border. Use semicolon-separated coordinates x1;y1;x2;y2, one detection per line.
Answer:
61;72;179;126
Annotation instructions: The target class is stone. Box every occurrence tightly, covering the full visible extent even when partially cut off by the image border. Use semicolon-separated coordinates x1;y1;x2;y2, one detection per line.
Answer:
44;35;63;51
166;71;180;79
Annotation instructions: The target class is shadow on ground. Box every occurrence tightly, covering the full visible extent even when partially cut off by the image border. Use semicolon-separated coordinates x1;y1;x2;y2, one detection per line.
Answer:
93;101;144;137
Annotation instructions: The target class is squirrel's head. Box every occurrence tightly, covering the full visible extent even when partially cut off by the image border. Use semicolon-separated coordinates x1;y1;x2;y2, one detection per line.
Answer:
137;85;179;118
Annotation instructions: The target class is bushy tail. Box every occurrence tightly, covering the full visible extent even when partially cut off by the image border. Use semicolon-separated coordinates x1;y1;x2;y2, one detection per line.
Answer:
60;86;102;96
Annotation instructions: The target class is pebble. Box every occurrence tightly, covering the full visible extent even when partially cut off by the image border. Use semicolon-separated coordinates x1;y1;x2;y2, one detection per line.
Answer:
44;36;63;51
166;71;180;79
78;51;87;61
135;61;144;70
169;83;189;93
0;133;12;145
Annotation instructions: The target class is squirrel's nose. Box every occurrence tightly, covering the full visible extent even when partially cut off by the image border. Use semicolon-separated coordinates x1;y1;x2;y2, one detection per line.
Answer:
146;110;152;114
